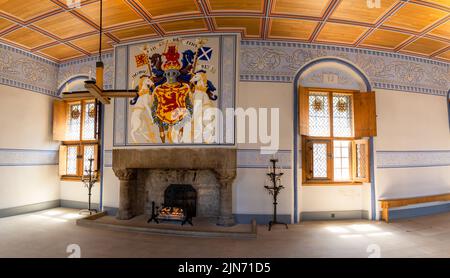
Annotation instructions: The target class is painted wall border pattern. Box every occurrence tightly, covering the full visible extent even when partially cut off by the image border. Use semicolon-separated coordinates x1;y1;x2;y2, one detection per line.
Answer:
0;43;59;97
0;149;58;166
240;40;450;96
377;150;450;169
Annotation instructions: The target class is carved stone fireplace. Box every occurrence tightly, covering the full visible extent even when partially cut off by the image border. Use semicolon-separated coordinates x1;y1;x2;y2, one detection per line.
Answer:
112;148;237;226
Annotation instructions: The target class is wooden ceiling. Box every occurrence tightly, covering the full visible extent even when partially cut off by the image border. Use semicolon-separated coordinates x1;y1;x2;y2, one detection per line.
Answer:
0;0;449;63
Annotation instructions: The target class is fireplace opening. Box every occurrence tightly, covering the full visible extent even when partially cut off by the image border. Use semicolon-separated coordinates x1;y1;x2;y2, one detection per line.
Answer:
148;184;197;225
164;184;197;218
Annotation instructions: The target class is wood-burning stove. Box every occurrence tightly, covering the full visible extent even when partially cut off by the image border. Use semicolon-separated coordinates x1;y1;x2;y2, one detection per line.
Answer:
147;184;196;225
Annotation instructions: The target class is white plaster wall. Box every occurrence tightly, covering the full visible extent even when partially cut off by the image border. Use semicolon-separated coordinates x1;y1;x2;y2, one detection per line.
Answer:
0;85;60;209
0;85;59;150
0;166;59;209
374;89;450;218
237;82;293;150
234;168;292;215
100;100;120;208
60;181;100;204
102;167;120;208
235;82;293;217
375;89;450;150
376;167;450;198
300;186;365;211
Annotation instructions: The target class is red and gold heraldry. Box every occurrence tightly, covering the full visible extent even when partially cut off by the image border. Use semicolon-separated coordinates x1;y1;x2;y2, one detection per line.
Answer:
153;82;190;125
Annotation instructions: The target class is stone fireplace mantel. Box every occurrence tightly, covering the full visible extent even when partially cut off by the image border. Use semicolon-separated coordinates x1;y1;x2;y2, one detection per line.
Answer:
112;148;237;226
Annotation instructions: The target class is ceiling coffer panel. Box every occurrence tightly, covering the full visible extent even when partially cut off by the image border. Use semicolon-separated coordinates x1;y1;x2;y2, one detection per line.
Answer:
0;0;448;62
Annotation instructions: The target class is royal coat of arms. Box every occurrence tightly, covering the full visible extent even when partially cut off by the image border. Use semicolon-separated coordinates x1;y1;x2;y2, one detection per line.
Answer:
129;38;218;144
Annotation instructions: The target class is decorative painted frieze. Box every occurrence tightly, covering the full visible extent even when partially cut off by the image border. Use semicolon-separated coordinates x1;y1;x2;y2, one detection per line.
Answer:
240;41;450;96
0;43;59;97
377;150;450;168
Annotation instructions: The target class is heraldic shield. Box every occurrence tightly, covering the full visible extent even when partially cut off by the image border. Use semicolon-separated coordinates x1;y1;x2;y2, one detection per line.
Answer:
151;82;193;128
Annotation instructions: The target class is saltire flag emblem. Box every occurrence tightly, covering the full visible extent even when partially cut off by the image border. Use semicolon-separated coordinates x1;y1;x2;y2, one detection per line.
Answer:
198;47;212;61
135;53;149;67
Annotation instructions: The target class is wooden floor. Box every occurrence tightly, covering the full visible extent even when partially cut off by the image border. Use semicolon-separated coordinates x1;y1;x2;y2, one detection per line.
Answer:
1;208;450;257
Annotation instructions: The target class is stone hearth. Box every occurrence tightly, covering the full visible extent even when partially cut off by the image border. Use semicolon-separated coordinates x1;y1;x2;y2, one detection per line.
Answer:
112;148;237;226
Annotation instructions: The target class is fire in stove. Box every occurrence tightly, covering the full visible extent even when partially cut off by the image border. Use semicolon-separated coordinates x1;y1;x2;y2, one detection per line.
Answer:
158;206;185;221
147;201;193;226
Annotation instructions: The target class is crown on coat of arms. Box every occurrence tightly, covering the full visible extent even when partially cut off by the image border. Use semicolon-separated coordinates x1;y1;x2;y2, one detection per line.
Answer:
162;44;181;71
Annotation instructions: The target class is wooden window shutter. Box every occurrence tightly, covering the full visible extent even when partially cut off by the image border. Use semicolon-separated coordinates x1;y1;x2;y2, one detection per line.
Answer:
58;145;67;176
53;100;67;141
304;139;332;181
299;87;309;135
304;139;313;181
354;91;377;138
352;139;370;183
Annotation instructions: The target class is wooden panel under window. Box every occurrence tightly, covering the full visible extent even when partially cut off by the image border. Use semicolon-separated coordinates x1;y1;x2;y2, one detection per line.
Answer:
53;100;67;141
298;87;309;136
354;91;377;137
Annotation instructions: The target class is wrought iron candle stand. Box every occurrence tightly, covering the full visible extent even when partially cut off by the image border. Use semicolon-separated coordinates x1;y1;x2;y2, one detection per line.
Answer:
80;158;98;215
265;158;288;231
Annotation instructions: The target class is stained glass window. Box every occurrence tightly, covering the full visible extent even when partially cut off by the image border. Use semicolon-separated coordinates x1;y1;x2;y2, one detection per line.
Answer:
66;104;81;140
333;94;352;137
309;92;330;137
333;140;351;181
313;143;328;178
82;102;96;140
66;146;78;175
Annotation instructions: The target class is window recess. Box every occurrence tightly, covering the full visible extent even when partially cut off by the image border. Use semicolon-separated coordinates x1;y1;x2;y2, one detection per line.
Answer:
53;99;100;181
